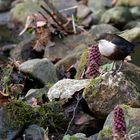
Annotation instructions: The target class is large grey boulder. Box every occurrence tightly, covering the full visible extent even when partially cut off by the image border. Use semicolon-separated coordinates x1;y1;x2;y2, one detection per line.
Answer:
20;58;58;85
83;63;140;119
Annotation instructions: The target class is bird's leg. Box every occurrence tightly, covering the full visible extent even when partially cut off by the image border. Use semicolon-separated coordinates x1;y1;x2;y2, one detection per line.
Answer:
111;61;116;71
111;61;123;75
116;60;123;72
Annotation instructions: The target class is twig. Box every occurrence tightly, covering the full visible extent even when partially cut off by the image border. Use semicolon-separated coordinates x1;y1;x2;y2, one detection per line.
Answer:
72;14;77;34
65;92;83;135
43;0;67;23
38;11;48;22
59;6;78;13
40;5;67;32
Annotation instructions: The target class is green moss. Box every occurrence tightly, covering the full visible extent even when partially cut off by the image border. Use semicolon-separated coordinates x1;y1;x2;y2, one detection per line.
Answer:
99;126;112;139
0;66;12;93
75;49;88;79
5;100;35;128
83;77;102;97
4;100;67;131
36;101;67;131
63;134;77;140
120;104;131;110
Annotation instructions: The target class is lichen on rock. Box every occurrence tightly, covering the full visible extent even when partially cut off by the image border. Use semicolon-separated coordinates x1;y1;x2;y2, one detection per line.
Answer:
83;63;140;119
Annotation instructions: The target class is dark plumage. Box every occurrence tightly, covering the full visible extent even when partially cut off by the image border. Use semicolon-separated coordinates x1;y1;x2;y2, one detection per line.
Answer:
96;33;135;61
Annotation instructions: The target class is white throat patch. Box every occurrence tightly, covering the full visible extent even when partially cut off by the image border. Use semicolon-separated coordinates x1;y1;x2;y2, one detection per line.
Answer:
98;39;116;57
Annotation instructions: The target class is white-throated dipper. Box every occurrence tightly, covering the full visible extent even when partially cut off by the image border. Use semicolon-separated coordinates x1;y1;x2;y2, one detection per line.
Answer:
96;33;135;71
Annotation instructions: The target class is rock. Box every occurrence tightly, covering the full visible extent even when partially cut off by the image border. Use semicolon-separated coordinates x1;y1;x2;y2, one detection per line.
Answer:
90;24;119;37
98;106;140;140
88;134;98;140
24;124;48;140
0;12;10;25
88;0;112;10
0;0;13;12
1;44;16;56
25;86;48;99
0;107;17;139
10;36;43;62
120;27;140;42
124;20;140;29
83;63;140;119
0;26;18;45
81;14;94;28
10;0;45;24
47;79;91;102
77;4;92;19
44;33;95;60
1;44;16;52
76;4;93;28
71;113;102;137
20;58;58;85
88;0;108;24
3;100;67;139
115;0;140;6
51;0;77;16
63;133;88;140
55;43;88;78
130;6;140;19
53;0;77;9
0;108;3;130
100;6;132;28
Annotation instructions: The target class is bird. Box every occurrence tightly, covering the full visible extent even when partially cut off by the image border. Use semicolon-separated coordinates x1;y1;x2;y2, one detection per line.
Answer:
96;33;135;71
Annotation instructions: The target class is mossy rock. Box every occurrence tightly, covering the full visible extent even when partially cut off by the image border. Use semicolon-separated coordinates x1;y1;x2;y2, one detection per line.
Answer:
83;63;140;119
98;106;140;140
98;127;112;140
10;0;45;24
4;100;67;130
100;6;132;27
115;0;140;6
